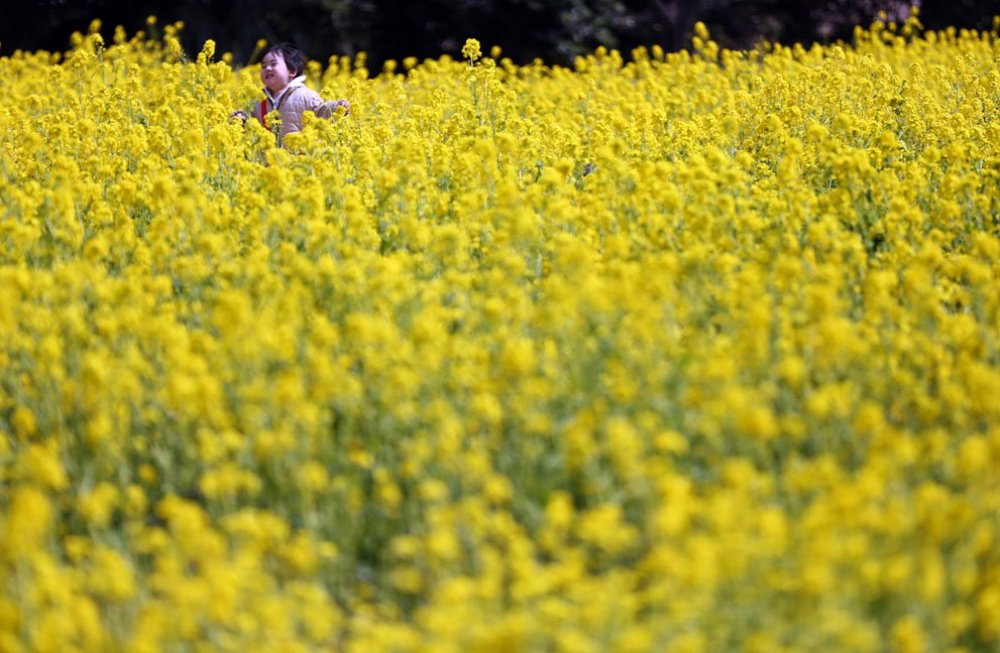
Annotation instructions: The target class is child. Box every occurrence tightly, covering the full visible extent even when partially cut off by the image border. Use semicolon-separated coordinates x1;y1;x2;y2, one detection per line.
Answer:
232;43;349;144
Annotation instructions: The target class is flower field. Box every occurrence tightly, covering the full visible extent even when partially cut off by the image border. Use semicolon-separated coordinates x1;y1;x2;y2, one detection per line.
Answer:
1;13;999;652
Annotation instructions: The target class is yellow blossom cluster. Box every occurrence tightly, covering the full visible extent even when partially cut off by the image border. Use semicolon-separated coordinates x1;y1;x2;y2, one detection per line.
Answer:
1;14;999;652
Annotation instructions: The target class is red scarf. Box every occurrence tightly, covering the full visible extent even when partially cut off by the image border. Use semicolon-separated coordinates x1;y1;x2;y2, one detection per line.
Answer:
259;99;270;128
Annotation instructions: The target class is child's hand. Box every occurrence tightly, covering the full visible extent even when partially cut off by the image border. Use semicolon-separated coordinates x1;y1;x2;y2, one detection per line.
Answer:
229;110;248;125
333;99;350;115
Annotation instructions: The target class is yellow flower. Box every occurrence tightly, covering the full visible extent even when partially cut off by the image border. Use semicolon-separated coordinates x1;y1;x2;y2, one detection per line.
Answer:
576;504;637;556
890;616;926;653
498;337;536;377
1;19;998;651
78;482;119;529
977;585;1000;642
462;38;482;62
20;441;68;491
389;566;425;594
87;546;136;601
3;487;53;559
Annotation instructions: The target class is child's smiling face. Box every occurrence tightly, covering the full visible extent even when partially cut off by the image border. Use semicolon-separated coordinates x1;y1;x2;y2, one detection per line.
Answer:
261;51;295;93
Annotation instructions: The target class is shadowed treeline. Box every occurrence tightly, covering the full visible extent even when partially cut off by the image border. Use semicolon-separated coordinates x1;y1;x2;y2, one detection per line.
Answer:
1;0;996;68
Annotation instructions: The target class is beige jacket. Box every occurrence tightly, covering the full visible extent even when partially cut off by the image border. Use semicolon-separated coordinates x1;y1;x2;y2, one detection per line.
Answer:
253;76;349;142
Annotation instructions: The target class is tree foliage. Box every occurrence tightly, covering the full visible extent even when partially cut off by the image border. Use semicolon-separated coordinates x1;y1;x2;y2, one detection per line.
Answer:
1;0;996;68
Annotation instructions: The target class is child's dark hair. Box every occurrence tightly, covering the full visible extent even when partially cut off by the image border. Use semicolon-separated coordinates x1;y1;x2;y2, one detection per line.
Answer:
265;43;307;77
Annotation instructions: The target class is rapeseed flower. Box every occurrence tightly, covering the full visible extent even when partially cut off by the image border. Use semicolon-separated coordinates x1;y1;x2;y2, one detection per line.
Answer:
1;13;999;652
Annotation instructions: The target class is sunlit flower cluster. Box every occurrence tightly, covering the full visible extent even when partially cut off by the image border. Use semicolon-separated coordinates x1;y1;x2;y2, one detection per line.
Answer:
1;14;999;652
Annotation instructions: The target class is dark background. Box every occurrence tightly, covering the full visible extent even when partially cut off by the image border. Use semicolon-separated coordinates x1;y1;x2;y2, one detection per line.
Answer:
0;1;996;68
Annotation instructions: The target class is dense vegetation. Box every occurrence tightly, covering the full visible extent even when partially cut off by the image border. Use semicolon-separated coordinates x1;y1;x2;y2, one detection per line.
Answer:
1;12;999;653
1;0;994;67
